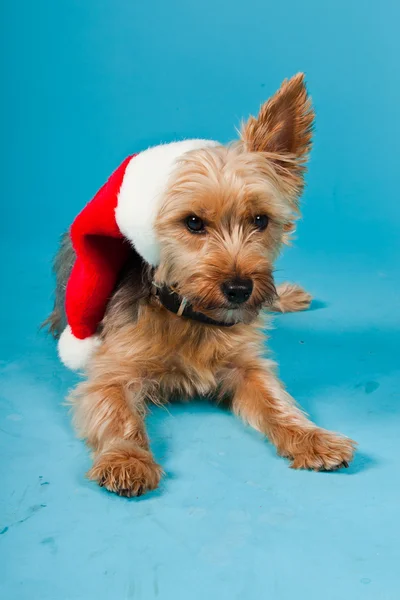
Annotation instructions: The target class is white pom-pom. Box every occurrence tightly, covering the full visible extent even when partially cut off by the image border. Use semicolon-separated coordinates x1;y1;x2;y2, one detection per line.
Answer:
58;326;101;371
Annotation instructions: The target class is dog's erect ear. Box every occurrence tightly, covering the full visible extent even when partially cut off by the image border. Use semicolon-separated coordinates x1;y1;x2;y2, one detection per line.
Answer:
241;73;314;172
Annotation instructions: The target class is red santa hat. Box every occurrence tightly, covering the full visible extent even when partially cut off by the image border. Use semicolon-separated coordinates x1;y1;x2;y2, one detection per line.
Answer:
58;139;219;370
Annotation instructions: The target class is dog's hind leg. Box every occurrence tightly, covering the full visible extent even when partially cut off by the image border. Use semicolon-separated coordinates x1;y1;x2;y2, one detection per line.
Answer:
271;282;312;313
70;373;162;497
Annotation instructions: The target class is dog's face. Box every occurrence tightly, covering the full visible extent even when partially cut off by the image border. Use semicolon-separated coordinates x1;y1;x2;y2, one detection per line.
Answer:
154;74;314;324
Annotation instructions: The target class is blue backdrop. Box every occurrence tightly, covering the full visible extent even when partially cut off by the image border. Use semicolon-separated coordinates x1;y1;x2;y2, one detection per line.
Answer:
1;2;399;599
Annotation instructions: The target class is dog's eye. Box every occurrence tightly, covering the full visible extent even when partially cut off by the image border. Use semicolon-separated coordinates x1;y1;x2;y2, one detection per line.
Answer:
253;214;269;231
186;215;205;233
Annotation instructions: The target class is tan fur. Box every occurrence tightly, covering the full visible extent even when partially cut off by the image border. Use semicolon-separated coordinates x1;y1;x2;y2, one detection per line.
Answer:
88;441;162;497
65;74;355;496
272;282;312;313
241;72;314;202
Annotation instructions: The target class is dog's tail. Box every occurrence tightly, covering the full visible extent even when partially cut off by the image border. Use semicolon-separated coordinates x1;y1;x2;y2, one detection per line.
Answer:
41;232;75;338
270;282;312;313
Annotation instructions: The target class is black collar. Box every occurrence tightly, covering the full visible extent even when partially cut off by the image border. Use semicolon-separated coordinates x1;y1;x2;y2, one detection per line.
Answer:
153;284;236;327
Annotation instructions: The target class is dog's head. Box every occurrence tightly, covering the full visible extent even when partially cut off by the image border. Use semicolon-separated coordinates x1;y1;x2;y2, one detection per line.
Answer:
154;74;314;324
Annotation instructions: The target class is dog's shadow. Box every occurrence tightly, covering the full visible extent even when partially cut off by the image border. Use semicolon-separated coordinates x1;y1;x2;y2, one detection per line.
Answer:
308;298;328;311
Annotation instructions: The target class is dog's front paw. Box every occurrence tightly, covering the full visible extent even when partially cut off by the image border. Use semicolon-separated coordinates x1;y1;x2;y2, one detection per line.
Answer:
88;441;162;497
286;428;356;471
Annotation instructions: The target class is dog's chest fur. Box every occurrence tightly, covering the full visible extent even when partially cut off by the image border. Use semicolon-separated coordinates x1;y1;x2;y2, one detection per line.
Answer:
101;300;264;400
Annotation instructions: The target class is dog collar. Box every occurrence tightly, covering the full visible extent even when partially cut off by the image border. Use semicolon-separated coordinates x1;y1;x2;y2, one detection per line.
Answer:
153;284;236;327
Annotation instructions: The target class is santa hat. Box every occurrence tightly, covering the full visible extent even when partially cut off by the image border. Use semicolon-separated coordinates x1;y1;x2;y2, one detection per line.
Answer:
58;139;219;370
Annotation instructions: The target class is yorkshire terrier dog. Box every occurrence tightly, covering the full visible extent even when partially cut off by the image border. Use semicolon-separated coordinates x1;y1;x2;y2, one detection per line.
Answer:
46;74;355;496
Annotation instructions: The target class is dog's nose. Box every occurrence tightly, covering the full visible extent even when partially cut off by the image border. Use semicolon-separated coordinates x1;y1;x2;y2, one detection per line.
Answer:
221;279;253;304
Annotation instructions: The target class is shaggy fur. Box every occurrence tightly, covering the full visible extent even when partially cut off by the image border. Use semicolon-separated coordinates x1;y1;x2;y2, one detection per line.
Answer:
46;74;355;496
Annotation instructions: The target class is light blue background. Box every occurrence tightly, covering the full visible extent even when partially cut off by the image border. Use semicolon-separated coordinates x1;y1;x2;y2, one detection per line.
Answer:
1;1;399;599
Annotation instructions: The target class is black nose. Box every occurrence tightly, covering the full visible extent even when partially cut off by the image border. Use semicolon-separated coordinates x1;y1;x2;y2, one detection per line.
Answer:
221;279;253;304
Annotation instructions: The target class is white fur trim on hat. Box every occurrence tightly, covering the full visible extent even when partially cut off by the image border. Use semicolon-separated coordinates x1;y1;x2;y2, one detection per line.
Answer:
58;326;101;371
115;139;219;265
